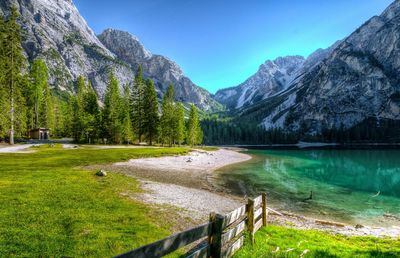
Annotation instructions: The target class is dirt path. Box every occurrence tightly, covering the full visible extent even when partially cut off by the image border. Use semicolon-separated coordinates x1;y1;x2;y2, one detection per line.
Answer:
0;144;36;153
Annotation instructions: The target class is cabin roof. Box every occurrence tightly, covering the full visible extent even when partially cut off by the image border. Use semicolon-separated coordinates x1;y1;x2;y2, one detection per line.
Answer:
29;128;50;131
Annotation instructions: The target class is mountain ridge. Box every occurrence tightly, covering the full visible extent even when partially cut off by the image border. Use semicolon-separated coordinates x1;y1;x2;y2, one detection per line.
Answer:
98;28;220;110
215;39;344;110
215;55;306;109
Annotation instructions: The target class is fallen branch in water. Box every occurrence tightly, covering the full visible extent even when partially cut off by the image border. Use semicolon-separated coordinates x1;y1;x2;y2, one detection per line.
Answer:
371;191;380;198
267;207;283;216
384;213;400;221
315;219;346;228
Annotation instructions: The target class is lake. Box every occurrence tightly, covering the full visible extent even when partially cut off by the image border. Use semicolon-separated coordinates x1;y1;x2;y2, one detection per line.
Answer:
216;149;400;226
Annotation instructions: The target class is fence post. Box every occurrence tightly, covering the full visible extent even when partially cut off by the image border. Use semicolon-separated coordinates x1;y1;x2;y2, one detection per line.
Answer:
209;212;224;258
262;193;267;227
247;198;255;244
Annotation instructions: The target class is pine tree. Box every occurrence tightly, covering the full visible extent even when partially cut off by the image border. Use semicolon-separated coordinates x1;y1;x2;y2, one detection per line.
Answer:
131;65;145;142
121;83;134;144
28;59;47;128
65;96;75;138
70;95;81;142
102;73;122;143
40;81;55;130
76;75;86;98
71;76;86;142
175;102;185;145
165;82;175;100
187;104;202;146
52;97;68;138
160;83;175;146
2;6;27;144
143;79;159;145
83;81;100;143
0;14;6;140
196;124;203;145
70;76;101;143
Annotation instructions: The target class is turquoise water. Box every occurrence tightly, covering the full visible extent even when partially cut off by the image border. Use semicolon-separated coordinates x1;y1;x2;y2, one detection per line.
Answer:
216;149;400;226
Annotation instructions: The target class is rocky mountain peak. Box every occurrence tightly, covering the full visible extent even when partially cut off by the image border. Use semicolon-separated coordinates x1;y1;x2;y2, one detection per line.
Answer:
20;0;112;56
98;29;152;61
215;55;306;109
98;28;219;111
264;55;305;69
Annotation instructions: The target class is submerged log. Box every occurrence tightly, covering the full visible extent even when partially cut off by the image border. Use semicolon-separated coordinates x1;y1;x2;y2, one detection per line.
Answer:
302;191;313;202
383;213;400;221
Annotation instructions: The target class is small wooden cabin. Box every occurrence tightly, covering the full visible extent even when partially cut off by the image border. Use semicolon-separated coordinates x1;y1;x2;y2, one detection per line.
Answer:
29;128;50;140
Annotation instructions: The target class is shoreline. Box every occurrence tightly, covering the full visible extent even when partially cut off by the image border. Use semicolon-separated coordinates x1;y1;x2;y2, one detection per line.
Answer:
220;143;400;150
105;148;400;237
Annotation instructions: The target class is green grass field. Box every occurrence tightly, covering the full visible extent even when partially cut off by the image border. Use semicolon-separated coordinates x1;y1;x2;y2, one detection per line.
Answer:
0;144;189;257
235;225;400;258
1;145;399;257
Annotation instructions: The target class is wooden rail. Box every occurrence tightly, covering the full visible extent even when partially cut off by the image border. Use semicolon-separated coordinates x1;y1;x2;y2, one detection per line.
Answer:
114;193;268;258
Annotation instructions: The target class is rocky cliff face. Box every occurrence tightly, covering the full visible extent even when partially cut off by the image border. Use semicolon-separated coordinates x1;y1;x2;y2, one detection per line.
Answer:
98;29;221;111
0;0;220;110
0;0;134;97
215;56;305;109
228;0;400;133
273;0;400;133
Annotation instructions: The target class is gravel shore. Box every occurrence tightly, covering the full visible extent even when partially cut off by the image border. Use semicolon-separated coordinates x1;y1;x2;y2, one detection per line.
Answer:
114;148;251;173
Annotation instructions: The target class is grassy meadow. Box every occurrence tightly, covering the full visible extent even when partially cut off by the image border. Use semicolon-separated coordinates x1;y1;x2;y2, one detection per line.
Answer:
0;144;189;257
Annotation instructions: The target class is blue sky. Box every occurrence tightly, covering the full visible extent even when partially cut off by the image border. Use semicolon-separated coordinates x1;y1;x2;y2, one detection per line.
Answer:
74;0;393;93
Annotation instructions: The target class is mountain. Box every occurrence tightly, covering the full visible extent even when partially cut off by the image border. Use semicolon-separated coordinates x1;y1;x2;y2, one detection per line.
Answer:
215;56;305;109
98;29;221;111
222;0;400;134
215;40;342;111
0;0;219;111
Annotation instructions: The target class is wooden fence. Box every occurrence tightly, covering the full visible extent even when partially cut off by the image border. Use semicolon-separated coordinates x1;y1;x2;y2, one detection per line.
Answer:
114;193;267;258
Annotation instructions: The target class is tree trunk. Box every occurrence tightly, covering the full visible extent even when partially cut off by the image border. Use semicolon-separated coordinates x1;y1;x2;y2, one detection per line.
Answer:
35;102;39;128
